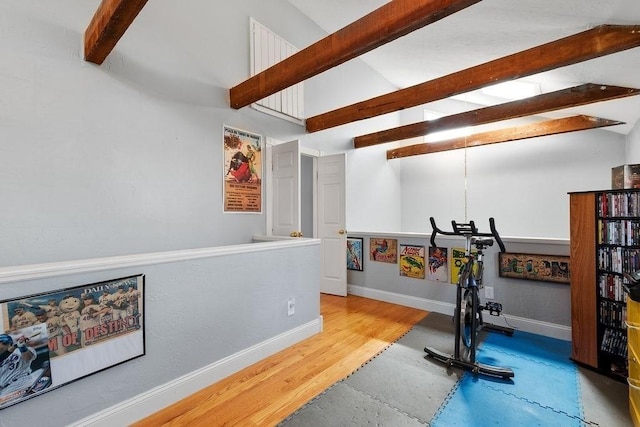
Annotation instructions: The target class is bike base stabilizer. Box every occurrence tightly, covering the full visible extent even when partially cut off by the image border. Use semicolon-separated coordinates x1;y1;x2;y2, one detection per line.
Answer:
424;346;514;379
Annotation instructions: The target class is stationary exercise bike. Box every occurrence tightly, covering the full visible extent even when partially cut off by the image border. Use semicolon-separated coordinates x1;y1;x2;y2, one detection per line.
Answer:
424;217;514;379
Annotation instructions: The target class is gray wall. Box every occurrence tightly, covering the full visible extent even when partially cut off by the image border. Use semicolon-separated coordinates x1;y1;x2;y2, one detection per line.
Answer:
0;241;320;427
348;232;571;330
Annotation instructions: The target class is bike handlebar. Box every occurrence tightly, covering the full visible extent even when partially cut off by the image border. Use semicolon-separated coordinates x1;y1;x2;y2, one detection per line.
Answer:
429;217;506;252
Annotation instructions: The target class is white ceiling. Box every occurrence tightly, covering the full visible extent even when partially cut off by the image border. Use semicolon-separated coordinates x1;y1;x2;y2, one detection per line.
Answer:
288;0;640;135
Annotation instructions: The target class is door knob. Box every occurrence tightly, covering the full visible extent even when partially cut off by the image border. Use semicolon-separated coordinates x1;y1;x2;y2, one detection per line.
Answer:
338;229;346;235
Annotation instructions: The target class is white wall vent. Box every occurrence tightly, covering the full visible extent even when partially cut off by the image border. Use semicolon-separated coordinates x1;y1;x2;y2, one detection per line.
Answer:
250;18;304;125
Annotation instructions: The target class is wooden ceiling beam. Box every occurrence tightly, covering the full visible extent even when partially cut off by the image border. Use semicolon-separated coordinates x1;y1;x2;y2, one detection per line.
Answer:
355;84;640;148
229;0;482;109
84;0;149;64
386;115;623;159
307;25;640;133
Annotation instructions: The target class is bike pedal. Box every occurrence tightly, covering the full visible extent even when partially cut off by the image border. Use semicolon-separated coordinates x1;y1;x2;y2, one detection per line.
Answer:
485;301;502;316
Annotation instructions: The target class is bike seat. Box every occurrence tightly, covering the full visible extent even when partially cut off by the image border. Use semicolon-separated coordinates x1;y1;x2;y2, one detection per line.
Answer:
473;238;494;248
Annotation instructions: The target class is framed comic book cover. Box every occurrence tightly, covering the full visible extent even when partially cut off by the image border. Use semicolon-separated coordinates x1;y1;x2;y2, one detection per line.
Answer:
399;244;425;279
369;238;397;264
427;246;448;282
498;252;570;284
0;274;144;410
450;247;476;284
347;237;364;271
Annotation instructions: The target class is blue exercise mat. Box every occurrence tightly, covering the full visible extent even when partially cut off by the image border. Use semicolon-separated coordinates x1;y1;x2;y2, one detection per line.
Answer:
431;330;584;427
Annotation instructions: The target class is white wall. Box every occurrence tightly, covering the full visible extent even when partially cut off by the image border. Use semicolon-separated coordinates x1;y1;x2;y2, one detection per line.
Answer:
300;53;404;231
345;145;403;231
399;128;626;238
627;119;640;162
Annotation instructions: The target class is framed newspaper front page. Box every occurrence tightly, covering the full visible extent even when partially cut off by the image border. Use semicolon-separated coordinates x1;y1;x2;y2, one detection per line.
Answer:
0;274;144;410
223;125;263;213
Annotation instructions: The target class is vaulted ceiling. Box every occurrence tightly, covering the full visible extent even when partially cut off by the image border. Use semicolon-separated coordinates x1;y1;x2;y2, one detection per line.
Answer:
288;0;640;137
84;0;640;157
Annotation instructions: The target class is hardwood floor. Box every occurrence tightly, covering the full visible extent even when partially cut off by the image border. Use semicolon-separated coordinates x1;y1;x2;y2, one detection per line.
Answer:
132;294;428;426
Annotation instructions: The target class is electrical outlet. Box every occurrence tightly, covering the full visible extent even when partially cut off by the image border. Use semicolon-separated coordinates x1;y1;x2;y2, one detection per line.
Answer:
485;287;494;300
287;297;295;316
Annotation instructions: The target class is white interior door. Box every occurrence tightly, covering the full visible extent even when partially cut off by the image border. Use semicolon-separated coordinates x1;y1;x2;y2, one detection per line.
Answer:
269;144;346;296
271;140;301;237
318;154;347;296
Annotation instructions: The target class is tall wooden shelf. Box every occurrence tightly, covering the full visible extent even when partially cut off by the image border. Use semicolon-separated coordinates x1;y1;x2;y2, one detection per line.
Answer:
570;191;599;369
628;298;640;424
570;190;634;380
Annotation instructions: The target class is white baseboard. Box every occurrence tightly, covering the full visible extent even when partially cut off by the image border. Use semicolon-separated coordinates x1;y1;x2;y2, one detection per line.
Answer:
70;317;323;427
347;285;571;341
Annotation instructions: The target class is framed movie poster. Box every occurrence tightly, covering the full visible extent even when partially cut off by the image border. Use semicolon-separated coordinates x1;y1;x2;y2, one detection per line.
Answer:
347;237;364;271
223;125;263;213
0;275;144;410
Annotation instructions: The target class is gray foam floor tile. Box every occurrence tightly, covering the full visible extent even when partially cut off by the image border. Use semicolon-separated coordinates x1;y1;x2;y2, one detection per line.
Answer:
280;311;633;426
278;382;424;427
344;344;462;423
578;367;631;427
